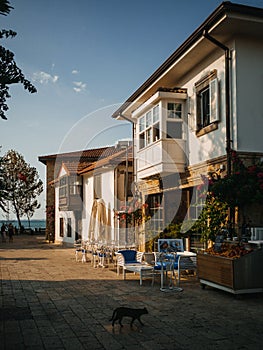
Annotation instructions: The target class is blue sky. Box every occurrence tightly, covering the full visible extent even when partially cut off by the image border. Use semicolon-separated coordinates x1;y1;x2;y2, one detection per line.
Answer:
1;0;262;220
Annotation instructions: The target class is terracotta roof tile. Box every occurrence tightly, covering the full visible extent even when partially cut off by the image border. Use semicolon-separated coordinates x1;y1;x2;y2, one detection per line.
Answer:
47;145;132;181
79;147;133;174
39;146;119;164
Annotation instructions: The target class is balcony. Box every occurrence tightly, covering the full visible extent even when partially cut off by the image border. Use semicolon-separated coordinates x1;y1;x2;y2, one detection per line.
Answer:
137;139;186;179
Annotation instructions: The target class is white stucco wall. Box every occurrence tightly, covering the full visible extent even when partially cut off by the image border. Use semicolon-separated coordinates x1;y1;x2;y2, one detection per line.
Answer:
182;53;228;166
235;36;263;152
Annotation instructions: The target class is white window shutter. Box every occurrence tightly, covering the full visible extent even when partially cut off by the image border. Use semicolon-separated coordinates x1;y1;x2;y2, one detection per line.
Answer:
188;97;197;131
209;78;219;123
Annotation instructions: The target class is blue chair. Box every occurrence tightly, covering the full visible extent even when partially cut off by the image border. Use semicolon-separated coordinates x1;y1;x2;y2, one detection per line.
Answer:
153;251;197;288
152;252;178;290
116;249;144;277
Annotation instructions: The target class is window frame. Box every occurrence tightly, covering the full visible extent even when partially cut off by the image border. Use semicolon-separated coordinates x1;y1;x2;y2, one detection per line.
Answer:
195;70;219;136
59;176;68;198
167;102;182;119
59;217;64;237
166;101;183;139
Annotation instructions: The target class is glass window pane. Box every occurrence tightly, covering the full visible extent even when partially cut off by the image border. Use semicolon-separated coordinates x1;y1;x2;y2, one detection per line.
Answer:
139;132;145;149
167;103;182;119
153;105;159;123
153;122;160;141
139;116;145;132
146;111;151;128
146;128;152;145
166;121;182;139
201;88;210;126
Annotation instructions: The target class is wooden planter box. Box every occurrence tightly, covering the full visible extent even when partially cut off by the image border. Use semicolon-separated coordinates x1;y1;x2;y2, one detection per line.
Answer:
197;249;263;294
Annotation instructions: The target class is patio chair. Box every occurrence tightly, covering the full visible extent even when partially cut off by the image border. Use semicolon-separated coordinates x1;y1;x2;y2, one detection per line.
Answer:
152;252;197;288
116;249;144;277
152;252;179;290
74;240;87;263
176;255;197;287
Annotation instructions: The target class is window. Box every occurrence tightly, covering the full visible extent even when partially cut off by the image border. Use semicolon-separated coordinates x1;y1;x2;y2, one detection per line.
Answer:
59;218;64;237
139;116;145;132
59;176;68;198
94;174;102;199
166;102;183;139
189;187;205;220
167;121;182;139
139;133;145;149
153;105;159;123
147;194;164;236
69;177;82;195
146;111;151;128
138;105;160;149
146;128;152;146
195;70;219;133
67;218;72;238
167;103;182;119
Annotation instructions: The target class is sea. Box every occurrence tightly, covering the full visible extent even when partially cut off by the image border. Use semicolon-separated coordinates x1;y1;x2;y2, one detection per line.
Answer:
0;219;46;230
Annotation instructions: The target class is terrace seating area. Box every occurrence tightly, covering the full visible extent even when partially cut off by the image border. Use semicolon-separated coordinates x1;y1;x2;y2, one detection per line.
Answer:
74;238;197;288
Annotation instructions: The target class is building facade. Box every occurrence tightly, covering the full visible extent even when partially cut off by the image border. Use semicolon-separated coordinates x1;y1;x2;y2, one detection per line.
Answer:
39;142;133;246
112;2;263;243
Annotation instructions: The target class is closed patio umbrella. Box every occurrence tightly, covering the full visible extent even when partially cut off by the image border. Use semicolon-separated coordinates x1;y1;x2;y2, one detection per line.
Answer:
106;202;112;245
97;198;107;243
88;199;97;242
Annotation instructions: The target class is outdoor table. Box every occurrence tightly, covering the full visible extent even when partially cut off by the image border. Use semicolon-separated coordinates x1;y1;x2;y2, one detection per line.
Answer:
122;264;154;285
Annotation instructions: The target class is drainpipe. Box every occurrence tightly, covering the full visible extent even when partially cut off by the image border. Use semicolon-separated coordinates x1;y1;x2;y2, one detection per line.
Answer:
203;30;232;176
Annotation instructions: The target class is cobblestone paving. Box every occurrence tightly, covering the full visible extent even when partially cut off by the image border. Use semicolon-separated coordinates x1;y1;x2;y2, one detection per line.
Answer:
0;235;263;349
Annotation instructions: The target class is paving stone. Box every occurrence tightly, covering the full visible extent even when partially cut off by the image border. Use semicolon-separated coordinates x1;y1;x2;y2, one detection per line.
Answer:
1;234;263;349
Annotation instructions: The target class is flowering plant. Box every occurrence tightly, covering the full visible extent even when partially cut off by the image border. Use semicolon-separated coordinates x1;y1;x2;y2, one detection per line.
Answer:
209;151;263;214
193;151;263;243
114;200;149;226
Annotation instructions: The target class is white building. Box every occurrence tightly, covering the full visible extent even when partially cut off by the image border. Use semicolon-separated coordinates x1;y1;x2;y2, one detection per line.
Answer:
112;2;263;242
40;142;133;246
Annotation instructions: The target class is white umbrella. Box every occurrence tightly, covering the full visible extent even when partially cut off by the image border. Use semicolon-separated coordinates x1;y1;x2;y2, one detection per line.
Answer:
88;199;97;242
97;198;107;243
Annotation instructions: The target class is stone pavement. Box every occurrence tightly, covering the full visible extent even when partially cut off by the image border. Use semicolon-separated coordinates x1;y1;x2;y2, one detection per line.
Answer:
0;235;263;350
